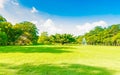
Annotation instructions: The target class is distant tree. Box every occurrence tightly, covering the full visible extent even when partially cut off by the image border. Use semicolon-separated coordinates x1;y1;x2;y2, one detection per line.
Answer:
76;36;83;44
38;32;50;44
112;32;120;46
45;33;75;45
60;34;75;45
13;21;38;45
50;33;75;45
81;24;120;46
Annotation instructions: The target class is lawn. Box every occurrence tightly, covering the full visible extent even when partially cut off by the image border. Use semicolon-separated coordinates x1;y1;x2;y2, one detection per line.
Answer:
0;45;120;75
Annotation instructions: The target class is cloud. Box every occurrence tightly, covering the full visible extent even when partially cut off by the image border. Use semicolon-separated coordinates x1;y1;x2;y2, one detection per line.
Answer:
0;0;111;36
31;20;38;25
40;19;62;35
11;0;19;6
0;0;59;35
76;21;108;35
31;7;38;13
0;0;7;8
0;0;44;24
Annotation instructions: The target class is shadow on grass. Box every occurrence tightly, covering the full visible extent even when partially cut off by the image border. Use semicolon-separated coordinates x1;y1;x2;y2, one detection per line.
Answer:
0;46;72;53
0;63;113;75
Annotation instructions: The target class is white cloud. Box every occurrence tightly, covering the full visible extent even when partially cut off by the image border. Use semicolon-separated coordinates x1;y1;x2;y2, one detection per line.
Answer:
31;7;38;13
40;19;62;35
76;21;108;35
31;20;38;25
0;0;112;36
11;0;19;6
43;19;54;27
0;0;7;8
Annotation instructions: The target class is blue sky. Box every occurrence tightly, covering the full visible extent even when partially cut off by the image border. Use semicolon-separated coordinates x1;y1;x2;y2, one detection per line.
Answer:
19;0;120;16
0;0;120;35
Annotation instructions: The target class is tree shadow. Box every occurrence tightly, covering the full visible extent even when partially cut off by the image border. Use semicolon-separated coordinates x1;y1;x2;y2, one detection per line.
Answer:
0;46;72;53
0;63;113;75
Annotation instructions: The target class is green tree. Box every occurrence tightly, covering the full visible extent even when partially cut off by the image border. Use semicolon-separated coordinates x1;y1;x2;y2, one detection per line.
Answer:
81;24;120;46
112;32;120;46
60;34;75;45
38;32;49;44
13;21;38;45
0;15;7;22
0;31;8;45
15;32;32;45
50;33;75;45
0;22;13;45
76;36;83;44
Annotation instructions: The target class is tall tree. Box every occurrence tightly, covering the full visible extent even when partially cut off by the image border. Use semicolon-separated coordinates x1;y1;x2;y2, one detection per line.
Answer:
0;22;13;45
13;21;38;44
38;32;49;44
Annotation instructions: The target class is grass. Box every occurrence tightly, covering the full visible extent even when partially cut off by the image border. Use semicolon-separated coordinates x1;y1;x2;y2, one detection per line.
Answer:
0;45;120;75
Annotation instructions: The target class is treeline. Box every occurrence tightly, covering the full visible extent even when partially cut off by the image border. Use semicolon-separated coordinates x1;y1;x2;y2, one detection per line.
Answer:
0;15;38;45
0;15;120;46
81;25;120;46
37;24;120;46
37;32;76;45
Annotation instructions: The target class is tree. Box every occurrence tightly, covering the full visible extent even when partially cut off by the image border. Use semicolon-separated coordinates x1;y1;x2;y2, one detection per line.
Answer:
37;32;49;44
80;24;120;46
13;21;38;45
0;16;14;45
60;34;75;45
76;36;83;44
49;35;56;44
112;32;120;46
49;33;75;45
15;32;32;45
0;22;13;45
0;15;7;22
0;31;8;45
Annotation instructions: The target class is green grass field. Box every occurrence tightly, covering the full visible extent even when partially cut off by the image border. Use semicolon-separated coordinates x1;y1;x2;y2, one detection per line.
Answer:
0;45;120;75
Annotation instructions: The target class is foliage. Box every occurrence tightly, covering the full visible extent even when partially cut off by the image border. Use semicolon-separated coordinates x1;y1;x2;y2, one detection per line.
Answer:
0;22;13;45
0;15;7;22
13;21;38;44
0;16;38;45
14;32;32;45
37;32;50;44
49;33;75;45
80;25;120;46
0;15;120;46
0;31;8;45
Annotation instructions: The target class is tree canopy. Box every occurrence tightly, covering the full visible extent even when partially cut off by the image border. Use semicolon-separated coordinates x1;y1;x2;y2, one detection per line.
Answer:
0;16;38;45
0;15;7;22
77;24;120;46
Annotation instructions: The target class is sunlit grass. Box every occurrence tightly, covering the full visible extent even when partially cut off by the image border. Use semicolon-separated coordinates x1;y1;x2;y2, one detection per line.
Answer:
0;45;120;75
